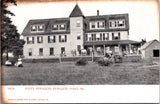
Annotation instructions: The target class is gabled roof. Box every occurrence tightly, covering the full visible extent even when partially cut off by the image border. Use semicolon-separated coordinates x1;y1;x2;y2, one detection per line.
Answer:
21;18;70;36
140;39;160;50
69;4;84;17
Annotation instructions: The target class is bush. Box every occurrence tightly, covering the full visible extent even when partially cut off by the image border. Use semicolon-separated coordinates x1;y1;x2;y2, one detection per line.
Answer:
96;57;110;66
75;58;87;66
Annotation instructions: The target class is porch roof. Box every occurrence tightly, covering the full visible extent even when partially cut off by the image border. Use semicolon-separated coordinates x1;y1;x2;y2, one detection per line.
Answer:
84;40;140;46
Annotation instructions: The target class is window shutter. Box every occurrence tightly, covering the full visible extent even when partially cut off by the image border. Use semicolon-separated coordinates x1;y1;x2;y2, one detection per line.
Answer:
65;35;67;42
103;33;105;40
59;35;61;42
37;37;39;43
48;36;50;43
27;37;29;44
32;37;34;43
54;36;56;42
41;37;43;43
112;33;114;40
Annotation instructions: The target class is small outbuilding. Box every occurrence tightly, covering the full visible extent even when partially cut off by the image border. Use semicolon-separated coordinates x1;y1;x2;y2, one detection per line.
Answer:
140;39;160;59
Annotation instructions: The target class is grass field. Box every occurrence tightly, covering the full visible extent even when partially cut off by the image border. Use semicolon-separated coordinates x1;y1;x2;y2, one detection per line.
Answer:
2;60;160;85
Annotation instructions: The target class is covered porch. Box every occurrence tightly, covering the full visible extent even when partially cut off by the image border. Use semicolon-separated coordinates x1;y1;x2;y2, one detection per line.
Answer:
84;40;140;56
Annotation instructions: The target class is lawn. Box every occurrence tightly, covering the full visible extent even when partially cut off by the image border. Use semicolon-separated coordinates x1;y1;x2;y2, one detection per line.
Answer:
2;60;160;85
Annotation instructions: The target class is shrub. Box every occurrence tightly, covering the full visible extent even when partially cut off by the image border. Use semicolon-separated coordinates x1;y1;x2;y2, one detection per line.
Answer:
96;57;110;66
75;58;87;66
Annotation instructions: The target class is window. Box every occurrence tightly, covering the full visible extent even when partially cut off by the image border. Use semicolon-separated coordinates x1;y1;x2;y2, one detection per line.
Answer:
103;33;109;40
109;20;125;28
76;20;80;27
37;36;43;43
77;33;81;40
39;48;43;56
28;48;32;56
112;33;120;40
50;48;54;55
38;25;44;31
91;22;95;28
109;21;115;27
60;24;66;30
48;36;56;43
118;20;125;26
52;25;58;30
98;22;105;28
153;50;160;57
96;34;100;41
77;45;81;52
88;34;92;41
31;26;37;31
27;37;34;44
59;35;67;42
31;25;44;32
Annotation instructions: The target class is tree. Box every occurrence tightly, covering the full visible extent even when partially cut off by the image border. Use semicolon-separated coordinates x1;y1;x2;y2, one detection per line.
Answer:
1;0;25;64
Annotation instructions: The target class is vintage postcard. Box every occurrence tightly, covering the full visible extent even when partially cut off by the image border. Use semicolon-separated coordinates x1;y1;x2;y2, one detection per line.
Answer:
1;0;159;103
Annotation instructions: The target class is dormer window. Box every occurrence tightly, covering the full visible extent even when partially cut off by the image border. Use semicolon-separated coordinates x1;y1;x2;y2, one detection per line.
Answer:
38;25;44;31
60;24;66;30
31;25;44;32
52;25;58;30
118;21;125;26
109;20;125;28
31;26;37;31
91;22;95;28
98;22;105;28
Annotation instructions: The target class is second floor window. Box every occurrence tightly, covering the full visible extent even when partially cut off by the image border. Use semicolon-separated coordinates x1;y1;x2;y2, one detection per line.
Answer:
48;36;56;43
112;33;120;40
27;37;34;44
103;33;109;40
37;36;43;43
59;35;67;42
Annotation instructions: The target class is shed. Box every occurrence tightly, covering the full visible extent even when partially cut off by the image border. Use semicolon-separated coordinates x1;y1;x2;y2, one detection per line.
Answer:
140;39;160;59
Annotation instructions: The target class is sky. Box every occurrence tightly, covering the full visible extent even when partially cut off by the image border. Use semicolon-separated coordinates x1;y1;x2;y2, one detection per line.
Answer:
8;0;159;41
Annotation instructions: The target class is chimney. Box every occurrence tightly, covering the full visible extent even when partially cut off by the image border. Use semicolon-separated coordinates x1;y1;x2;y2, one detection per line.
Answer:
97;10;99;16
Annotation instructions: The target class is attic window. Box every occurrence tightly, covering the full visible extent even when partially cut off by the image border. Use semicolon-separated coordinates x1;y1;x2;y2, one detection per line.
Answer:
52;25;58;30
60;24;66;30
118;20;125;26
31;26;37;31
38;25;44;31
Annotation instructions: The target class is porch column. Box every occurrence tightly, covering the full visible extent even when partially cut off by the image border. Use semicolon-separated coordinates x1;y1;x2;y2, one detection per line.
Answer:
128;44;131;54
118;44;121;55
93;45;95;56
103;45;105;55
